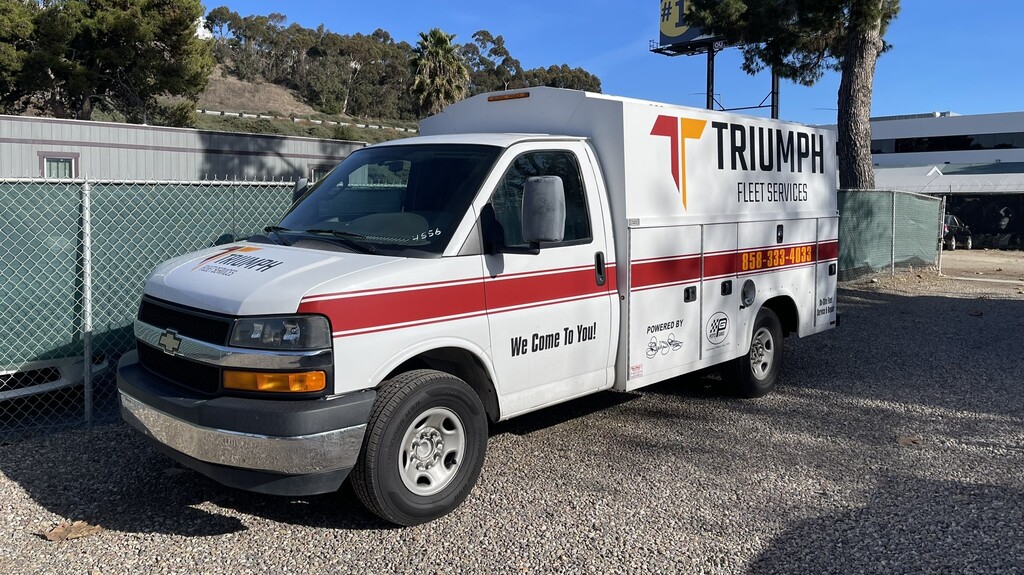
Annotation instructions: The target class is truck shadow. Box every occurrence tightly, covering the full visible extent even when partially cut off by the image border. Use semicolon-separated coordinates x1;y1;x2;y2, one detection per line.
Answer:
645;286;1024;421
0;423;391;536
783;287;1024;419
744;475;1024;574
490;390;639;436
0;393;643;536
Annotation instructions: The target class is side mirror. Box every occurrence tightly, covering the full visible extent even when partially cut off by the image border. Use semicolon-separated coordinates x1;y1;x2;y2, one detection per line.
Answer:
521;176;566;247
292;177;309;204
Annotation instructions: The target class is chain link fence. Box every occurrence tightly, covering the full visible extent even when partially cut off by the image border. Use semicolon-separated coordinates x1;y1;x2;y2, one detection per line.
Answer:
2;181;944;440
838;189;943;281
1;179;294;440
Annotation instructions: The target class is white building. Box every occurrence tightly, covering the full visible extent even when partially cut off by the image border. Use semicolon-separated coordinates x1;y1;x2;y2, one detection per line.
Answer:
869;111;1024;244
0;114;362;181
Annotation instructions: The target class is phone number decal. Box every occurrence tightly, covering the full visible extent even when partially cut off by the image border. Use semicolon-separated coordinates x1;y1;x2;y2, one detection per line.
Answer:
740;245;814;272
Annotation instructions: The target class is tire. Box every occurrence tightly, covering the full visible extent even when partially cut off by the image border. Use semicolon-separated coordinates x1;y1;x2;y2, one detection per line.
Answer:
948;236;956;251
351;369;487;526
964;235;973;250
728;307;783;398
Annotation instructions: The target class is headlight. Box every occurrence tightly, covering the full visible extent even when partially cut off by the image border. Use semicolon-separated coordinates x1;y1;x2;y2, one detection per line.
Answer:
229;315;331;351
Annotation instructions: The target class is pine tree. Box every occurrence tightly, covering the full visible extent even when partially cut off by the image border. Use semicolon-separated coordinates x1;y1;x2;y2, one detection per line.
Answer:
686;0;900;190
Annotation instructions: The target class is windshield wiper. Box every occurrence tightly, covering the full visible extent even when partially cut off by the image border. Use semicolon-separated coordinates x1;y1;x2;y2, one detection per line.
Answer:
302;228;376;254
260;225;296;246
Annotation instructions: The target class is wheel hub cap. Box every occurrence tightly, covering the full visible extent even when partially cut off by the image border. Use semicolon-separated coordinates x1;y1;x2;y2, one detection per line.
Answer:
411;429;444;470
398;407;467;496
749;327;774;380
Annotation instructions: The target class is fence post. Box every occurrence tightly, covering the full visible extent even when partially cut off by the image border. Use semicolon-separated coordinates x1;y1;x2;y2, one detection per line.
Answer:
891;190;897;277
937;196;945;273
81;182;93;424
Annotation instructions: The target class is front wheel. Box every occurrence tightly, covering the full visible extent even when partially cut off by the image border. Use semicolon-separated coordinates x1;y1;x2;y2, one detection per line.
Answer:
948;236;957;251
964;235;973;250
351;369;487;526
727;307;783;398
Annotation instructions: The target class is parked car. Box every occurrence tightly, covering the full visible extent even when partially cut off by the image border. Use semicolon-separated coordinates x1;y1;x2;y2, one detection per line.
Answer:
943;214;972;250
1;356;109;402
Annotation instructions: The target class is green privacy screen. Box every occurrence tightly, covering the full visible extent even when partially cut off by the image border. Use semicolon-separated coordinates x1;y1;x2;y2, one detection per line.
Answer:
838;190;942;281
1;180;293;439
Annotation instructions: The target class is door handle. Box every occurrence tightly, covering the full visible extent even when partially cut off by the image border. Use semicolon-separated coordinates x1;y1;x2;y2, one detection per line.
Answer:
594;251;606;286
684;286;697;302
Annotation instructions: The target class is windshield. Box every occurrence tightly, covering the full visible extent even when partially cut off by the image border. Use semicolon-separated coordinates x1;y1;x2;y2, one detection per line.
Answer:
277;144;501;256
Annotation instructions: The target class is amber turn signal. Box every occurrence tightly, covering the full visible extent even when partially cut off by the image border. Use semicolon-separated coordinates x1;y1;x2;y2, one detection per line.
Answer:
223;370;326;393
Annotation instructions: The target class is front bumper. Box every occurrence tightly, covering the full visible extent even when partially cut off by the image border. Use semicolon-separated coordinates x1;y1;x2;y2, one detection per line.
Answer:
117;350;375;496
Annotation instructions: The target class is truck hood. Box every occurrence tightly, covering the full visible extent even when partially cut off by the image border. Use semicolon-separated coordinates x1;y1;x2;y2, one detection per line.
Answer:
144;243;399;316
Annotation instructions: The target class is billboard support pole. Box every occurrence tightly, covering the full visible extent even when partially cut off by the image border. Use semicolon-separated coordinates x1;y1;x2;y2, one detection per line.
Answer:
771;68;780;119
706;45;716;110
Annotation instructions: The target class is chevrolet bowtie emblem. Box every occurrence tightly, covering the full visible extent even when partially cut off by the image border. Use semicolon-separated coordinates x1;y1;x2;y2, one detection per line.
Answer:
158;329;182;355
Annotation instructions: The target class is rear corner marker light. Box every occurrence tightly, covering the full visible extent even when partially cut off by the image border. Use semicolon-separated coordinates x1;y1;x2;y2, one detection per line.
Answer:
223;370;326;393
487;92;530;102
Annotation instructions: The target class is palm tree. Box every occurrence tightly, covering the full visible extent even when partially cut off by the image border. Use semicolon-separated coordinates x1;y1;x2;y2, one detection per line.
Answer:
411;28;469;116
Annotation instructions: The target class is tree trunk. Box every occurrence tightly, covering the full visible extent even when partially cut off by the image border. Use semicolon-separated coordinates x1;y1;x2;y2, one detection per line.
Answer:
78;94;95;121
837;0;884;190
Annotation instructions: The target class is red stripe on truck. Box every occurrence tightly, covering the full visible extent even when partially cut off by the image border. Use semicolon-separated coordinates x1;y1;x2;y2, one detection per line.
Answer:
630;256;701;291
300;264;617;336
298;281;487;335
817;239;839;260
631;240;837;290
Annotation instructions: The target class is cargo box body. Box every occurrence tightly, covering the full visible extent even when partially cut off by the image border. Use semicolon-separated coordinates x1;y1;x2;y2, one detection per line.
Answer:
423;89;838;389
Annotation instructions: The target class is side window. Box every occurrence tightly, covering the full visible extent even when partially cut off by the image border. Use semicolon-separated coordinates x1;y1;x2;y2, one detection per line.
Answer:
488;150;592;248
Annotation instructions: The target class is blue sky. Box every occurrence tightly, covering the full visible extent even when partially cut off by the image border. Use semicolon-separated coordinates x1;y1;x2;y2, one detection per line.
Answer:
219;1;1023;125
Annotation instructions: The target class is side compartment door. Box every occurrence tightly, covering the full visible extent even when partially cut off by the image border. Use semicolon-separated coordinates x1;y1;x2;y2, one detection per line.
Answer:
701;224;739;361
736;219;820;338
815;217;839;328
481;143;615;417
625;225;702;390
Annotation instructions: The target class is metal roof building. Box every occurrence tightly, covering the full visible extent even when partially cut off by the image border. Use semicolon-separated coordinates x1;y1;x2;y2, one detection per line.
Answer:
867;111;1024;244
0;114;364;181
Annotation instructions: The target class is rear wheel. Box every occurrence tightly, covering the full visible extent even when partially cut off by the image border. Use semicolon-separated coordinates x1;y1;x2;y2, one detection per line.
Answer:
948;236;957;251
728;308;783;398
351;369;487;526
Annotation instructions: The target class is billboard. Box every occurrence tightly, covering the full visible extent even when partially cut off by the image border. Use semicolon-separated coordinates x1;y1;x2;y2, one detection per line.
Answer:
657;0;719;52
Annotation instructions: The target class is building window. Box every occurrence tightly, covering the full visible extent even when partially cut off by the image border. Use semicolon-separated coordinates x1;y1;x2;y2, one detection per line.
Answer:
45;158;74;178
38;152;80;178
871;131;1024;154
309;164;335;182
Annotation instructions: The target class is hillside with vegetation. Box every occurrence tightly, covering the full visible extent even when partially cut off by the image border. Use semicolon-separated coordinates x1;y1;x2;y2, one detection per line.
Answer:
0;0;603;142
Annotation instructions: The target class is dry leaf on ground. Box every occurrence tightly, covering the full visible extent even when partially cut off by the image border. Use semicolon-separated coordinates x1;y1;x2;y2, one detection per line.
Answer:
42;520;103;542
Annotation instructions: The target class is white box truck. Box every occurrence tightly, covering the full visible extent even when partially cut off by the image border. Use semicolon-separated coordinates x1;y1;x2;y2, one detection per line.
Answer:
118;88;838;525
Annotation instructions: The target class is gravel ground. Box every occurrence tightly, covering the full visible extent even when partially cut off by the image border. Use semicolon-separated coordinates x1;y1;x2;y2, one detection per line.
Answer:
2;267;1023;574
940;248;1024;283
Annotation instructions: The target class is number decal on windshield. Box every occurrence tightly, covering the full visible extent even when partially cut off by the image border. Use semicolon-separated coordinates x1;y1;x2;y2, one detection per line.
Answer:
414;228;443;242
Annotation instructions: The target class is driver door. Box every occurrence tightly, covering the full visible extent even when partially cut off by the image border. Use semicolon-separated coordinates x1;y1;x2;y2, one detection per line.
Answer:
481;143;615;417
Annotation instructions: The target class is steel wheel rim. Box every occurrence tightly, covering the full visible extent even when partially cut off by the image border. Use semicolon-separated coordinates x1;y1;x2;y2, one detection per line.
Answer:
398;407;466;496
749;326;775;380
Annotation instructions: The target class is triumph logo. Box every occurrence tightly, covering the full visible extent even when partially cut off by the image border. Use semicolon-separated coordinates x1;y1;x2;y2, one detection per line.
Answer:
651;115;708;209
